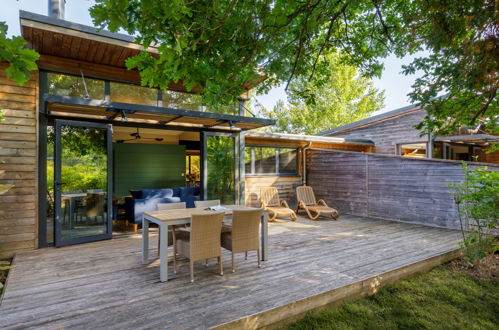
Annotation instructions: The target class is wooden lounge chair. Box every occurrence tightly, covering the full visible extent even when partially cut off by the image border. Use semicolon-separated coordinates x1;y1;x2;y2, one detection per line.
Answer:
221;208;263;272
172;212;225;282
296;185;340;220
260;187;296;221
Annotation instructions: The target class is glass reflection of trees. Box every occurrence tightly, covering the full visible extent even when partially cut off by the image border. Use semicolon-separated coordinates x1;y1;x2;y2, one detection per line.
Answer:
110;82;158;106
207;136;235;204
47;73;104;99
47;72;239;114
47;126;107;197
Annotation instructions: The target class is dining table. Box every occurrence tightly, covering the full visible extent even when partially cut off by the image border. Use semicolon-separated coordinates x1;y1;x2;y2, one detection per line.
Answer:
142;205;269;282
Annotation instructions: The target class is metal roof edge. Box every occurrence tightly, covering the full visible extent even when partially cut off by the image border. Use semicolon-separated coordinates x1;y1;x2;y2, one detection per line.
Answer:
44;94;276;127
245;131;374;145
19;10;139;44
435;134;499;142
316;103;421;136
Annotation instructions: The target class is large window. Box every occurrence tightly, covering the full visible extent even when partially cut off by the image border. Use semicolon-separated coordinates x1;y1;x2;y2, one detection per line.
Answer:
163;90;203;111
45;72;240;115
110;82;158;106
47;73;105;99
245;147;298;176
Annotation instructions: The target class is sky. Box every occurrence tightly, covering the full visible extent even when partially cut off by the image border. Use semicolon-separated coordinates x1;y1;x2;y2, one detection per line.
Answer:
3;0;424;116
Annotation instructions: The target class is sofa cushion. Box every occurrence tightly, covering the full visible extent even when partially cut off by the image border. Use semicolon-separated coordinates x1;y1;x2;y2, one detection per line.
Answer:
172;188;182;197
141;189;174;199
178;186;200;208
132;196;181;222
181;194;199;208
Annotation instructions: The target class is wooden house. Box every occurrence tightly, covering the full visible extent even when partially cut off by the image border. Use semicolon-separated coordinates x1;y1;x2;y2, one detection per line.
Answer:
0;9;372;258
318;104;499;163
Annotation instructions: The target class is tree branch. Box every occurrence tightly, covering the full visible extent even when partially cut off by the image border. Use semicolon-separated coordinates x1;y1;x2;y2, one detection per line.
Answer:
205;0;237;50
308;1;349;80
471;87;497;123
372;0;394;45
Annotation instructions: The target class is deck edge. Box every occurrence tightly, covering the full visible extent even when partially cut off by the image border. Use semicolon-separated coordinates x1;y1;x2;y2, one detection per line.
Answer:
211;248;462;330
0;254;17;307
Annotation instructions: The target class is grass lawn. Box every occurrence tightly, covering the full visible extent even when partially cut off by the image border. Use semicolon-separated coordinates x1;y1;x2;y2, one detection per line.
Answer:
283;262;498;330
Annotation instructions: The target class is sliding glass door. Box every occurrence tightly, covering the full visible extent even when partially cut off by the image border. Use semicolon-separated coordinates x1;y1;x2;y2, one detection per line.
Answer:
54;120;113;246
202;132;242;204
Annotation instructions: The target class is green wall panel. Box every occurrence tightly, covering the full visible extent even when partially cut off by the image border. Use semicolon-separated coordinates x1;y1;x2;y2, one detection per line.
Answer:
113;143;186;197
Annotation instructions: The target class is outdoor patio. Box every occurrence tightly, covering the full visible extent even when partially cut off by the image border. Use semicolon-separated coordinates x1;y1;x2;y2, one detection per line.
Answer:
0;215;461;329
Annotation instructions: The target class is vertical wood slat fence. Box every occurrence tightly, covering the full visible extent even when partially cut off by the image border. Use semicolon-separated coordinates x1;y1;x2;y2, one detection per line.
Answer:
307;150;499;229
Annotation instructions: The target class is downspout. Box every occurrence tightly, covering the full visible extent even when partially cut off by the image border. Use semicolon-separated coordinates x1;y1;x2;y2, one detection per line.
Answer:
302;142;312;186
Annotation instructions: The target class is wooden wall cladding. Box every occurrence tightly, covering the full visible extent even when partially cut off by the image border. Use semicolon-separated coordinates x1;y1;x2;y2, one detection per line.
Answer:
0;63;38;258
307;150;499;229
245;176;302;208
326;110;427;155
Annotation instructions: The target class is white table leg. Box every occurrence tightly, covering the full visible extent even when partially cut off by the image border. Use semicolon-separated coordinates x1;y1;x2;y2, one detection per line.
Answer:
261;212;269;261
142;217;149;265
159;223;169;282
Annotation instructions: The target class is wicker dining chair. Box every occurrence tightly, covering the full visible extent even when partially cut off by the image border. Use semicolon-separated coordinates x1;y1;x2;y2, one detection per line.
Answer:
259;187;296;221
221;208;263;272
173;212;225;282
155;202;187;256
194;199;221;208
296;185;340;220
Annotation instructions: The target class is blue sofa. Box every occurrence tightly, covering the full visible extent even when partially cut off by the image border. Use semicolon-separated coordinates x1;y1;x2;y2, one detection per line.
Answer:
124;187;200;224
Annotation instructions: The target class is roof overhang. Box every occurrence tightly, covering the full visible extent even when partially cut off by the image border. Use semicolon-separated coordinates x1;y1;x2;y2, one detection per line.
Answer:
44;94;274;131
20;10;264;92
245;131;374;146
435;134;499;146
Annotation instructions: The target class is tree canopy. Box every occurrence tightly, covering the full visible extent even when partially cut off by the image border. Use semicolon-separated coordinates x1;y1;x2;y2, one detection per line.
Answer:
90;0;405;105
402;0;498;138
261;52;384;135
90;0;497;136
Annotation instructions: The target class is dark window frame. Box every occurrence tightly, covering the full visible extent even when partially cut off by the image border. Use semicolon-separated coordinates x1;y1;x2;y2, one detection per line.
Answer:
245;145;299;177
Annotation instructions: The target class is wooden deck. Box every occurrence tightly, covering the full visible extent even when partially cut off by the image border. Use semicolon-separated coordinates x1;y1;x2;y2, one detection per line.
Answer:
0;215;461;329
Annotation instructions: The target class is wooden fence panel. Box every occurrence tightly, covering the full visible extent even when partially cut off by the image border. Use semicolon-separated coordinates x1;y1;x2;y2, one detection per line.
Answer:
308;150;499;229
307;151;368;217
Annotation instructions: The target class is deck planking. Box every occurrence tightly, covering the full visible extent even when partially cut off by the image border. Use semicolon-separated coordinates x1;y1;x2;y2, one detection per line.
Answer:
0;215;461;329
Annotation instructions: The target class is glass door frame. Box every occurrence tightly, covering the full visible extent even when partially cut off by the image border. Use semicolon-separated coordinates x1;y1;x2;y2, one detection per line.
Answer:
54;119;113;247
201;131;245;205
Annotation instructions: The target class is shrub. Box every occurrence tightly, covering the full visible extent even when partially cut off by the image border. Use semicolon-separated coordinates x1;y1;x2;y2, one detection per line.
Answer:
449;164;499;264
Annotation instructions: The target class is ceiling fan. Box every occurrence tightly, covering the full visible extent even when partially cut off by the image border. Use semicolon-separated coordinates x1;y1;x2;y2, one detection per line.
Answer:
116;128;164;143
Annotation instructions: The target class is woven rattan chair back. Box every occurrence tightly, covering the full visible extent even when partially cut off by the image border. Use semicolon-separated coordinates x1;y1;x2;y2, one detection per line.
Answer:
231;209;263;253
260;187;280;207
194;199;221;208
189;212;224;261
296;186;317;206
156;202;186;211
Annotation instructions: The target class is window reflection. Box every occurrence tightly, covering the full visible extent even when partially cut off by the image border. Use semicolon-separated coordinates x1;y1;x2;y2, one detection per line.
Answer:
47;73;104;99
110;82;158;106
